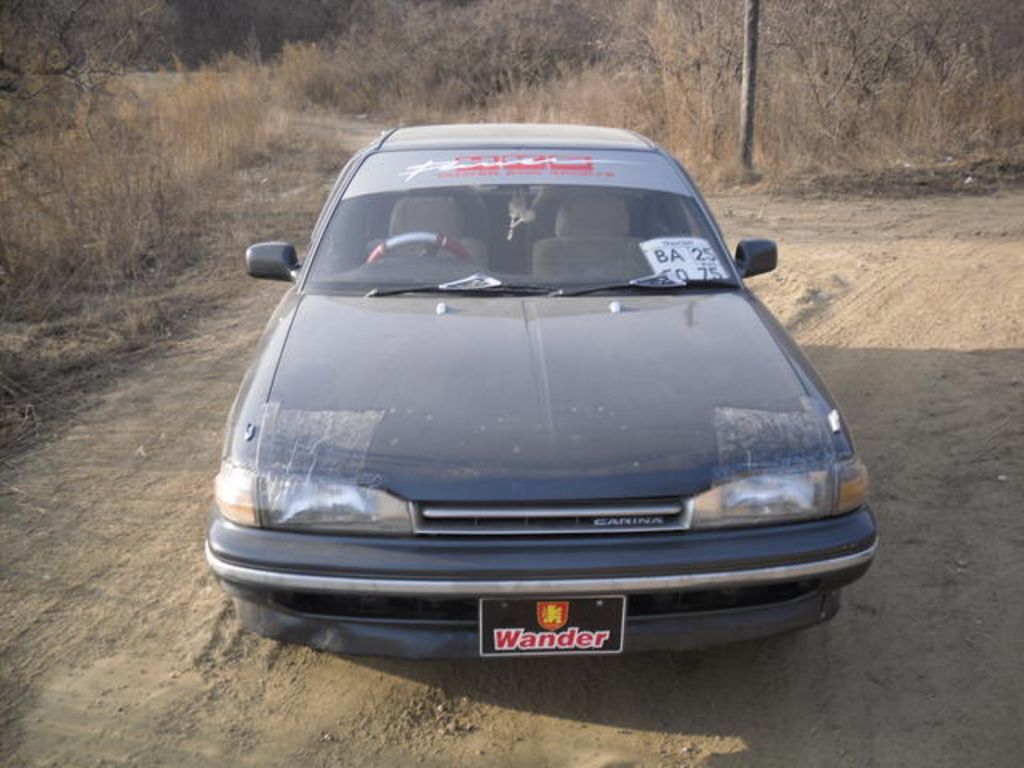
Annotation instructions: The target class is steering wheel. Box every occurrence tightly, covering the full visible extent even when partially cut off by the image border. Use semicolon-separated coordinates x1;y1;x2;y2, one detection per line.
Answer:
366;231;471;264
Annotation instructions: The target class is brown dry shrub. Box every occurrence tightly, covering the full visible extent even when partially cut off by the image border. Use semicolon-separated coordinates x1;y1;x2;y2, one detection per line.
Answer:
1;63;278;317
274;42;348;110
268;0;610;117
263;0;1023;183
154;60;280;179
0;59;280;439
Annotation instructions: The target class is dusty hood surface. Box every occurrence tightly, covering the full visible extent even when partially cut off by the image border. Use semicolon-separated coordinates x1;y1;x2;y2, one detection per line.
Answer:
259;292;835;502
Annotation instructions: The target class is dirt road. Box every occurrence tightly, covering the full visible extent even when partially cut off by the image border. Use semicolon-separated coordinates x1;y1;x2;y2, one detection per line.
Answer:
2;116;1022;767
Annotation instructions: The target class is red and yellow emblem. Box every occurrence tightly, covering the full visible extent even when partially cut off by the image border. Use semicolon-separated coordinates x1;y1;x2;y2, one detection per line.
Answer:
536;601;569;631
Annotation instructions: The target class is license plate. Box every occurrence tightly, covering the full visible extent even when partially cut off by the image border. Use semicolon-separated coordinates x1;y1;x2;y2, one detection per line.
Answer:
479;596;626;657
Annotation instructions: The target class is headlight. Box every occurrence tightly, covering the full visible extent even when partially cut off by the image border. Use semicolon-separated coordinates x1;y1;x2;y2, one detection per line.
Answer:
213;462;413;534
260;474;412;534
690;457;868;528
214;462;259;526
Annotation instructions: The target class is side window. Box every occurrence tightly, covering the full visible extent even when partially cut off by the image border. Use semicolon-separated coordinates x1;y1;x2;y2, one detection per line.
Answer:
316;195;392;276
309;152;363;252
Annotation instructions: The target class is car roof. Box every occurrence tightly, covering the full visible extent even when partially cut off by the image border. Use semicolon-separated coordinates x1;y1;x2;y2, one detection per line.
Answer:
378;123;655;151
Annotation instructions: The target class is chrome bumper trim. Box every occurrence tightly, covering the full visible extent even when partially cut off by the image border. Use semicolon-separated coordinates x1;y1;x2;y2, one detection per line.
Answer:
205;541;876;597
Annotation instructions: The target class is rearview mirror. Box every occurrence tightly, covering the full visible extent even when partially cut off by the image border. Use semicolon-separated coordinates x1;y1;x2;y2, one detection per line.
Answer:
246;242;300;281
734;239;778;278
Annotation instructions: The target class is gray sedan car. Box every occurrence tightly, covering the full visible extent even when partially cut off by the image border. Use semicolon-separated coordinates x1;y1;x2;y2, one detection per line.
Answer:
207;124;876;658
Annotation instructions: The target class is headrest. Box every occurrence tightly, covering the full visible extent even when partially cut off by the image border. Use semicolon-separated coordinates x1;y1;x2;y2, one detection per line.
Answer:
390;195;464;235
555;195;630;238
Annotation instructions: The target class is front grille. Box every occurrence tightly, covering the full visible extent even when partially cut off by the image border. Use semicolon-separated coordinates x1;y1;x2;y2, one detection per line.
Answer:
414;500;691;536
627;581;818;616
283;593;478;623
275;582;819;623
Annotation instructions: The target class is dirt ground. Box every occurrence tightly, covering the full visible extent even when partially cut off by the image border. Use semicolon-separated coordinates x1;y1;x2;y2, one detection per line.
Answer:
1;115;1022;768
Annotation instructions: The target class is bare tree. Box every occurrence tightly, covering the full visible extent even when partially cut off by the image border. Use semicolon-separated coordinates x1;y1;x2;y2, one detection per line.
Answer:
0;0;172;145
739;0;759;176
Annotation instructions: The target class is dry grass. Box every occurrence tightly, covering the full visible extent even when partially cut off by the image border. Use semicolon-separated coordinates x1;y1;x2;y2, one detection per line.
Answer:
153;63;281;181
269;0;609;118
0;59;281;448
482;1;1023;184
274;42;349;110
265;0;1022;185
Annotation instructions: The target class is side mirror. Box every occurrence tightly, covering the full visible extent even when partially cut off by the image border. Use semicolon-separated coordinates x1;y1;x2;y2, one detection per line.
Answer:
735;239;778;278
246;242;300;281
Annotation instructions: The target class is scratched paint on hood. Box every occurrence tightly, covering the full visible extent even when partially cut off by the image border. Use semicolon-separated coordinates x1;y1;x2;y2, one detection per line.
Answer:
713;397;835;480
256;402;385;491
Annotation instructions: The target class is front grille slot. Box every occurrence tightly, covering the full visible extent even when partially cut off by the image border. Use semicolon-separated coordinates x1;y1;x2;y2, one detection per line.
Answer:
283;593;478;623
627;581;819;616
415;500;690;536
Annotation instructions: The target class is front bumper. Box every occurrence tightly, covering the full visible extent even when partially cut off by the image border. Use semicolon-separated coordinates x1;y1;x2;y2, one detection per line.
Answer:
206;506;877;658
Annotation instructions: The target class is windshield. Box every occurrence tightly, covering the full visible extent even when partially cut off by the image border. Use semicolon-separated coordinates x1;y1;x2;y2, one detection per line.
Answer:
307;172;736;294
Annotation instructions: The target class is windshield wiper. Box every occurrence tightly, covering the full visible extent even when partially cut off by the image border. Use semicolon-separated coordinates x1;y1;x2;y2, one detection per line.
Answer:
365;273;551;297
553;275;736;297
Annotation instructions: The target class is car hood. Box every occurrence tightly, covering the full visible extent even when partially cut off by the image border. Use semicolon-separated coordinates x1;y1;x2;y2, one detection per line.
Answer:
258;292;837;502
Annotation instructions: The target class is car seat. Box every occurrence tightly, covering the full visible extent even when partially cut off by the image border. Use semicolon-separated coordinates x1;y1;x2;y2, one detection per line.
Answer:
388;195;488;265
531;195;641;281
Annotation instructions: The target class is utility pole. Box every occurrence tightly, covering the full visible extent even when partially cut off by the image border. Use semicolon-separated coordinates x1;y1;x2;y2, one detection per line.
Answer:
740;0;760;178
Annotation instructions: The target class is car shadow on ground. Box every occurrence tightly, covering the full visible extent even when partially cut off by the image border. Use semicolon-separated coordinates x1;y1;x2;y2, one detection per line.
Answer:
345;345;1023;766
356;631;828;765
